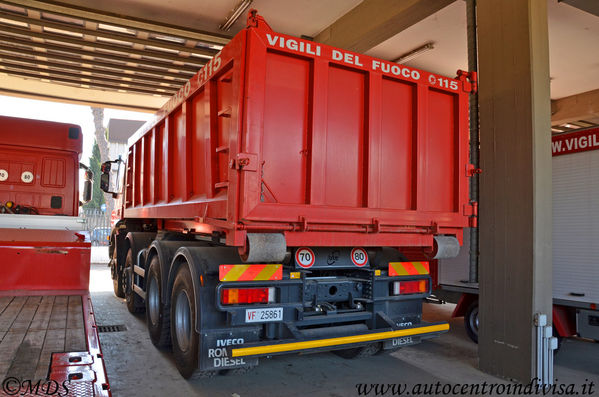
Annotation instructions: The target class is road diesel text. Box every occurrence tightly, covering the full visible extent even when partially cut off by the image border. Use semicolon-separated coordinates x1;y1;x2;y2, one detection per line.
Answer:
207;338;246;368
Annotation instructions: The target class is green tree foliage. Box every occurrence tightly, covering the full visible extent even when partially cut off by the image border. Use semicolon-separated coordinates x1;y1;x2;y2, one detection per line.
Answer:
84;141;106;209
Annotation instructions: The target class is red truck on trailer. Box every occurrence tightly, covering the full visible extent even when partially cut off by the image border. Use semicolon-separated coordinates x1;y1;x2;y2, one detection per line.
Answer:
0;115;110;396
102;11;476;378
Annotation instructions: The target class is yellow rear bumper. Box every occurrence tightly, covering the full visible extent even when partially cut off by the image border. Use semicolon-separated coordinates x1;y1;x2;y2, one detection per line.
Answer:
231;322;449;358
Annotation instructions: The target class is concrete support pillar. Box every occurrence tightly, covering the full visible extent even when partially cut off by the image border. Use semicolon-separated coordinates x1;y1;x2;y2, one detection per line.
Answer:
477;0;552;382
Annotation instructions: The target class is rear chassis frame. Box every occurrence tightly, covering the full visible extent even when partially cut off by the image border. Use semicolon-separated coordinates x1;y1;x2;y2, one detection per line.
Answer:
118;233;449;372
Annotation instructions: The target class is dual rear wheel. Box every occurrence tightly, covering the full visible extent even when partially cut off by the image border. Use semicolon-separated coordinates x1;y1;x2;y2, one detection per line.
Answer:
146;255;171;347
145;257;200;378
171;265;200;379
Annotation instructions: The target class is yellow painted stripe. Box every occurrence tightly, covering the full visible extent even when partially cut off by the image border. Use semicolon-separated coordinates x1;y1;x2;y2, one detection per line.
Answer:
231;323;449;357
256;265;280;280
222;265;250;281
220;264;282;281
412;261;429;275
389;262;409;276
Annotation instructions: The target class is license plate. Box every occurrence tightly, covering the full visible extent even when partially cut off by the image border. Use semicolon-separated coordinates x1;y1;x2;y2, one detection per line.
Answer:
245;307;283;323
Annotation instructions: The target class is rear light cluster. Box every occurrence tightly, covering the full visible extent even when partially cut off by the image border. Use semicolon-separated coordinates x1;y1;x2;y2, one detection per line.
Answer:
391;279;429;295
221;287;275;305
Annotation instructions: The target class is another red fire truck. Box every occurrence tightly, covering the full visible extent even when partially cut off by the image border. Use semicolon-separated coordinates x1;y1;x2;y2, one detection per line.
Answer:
437;126;599;346
0;115;111;396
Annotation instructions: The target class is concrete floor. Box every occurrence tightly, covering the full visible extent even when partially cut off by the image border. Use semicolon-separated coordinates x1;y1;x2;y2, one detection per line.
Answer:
89;248;598;397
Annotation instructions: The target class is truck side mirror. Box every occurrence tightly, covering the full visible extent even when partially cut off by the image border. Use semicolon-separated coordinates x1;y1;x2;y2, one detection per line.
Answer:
100;159;123;196
82;179;93;204
80;164;93;204
100;172;110;192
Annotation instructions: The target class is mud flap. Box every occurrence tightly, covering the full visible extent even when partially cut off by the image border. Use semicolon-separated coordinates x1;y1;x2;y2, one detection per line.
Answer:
199;328;260;371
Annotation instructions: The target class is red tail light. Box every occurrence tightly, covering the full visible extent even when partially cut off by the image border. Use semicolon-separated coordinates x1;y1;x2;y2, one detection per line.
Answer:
221;287;275;305
391;279;428;295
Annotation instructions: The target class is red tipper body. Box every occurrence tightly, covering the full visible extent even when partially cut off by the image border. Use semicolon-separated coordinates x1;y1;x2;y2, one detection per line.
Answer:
123;15;473;251
0;116;111;396
106;13;472;376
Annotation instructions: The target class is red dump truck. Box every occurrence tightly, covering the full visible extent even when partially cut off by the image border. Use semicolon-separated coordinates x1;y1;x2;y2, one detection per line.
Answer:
102;11;476;378
0;115;110;396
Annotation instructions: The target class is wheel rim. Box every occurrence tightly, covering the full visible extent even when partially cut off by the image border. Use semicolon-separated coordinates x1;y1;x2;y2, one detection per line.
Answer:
148;277;160;326
175;290;192;352
122;267;130;296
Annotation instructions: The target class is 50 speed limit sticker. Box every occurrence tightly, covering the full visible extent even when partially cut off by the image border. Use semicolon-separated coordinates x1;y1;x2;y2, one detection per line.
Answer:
295;247;315;268
350;247;368;267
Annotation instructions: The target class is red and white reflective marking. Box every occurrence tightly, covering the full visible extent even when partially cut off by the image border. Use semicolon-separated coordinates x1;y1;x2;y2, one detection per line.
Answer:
295;247;315;268
350;247;368;267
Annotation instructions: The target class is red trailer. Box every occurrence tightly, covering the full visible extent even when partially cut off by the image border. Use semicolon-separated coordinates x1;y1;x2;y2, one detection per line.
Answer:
0;115;111;396
102;11;476;378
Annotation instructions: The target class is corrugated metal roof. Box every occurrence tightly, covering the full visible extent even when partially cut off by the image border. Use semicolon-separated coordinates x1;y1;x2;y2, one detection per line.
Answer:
0;0;230;106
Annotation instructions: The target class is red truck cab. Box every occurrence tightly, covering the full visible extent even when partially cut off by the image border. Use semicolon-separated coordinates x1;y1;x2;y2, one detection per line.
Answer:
0;115;110;396
0;115;84;216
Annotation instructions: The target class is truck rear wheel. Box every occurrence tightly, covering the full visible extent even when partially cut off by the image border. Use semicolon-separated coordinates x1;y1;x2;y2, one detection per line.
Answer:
108;230;115;259
112;260;125;298
333;342;381;359
171;264;199;379
464;300;479;343
124;249;144;314
146;255;171;347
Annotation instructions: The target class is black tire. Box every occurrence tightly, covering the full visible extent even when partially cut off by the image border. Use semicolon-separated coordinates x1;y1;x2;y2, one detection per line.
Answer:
112;259;125;298
108;230;116;259
464;300;479;343
333;342;381;359
171;264;200;379
146;255;171;347
124;249;144;314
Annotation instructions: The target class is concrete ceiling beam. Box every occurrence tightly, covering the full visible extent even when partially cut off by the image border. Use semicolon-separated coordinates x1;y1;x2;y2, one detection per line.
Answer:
0;74;165;112
314;0;455;53
551;88;599;126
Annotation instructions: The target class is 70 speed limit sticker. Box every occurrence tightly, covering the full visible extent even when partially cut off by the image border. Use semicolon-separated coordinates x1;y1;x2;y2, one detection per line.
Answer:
350;247;368;267
295;247;315;268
